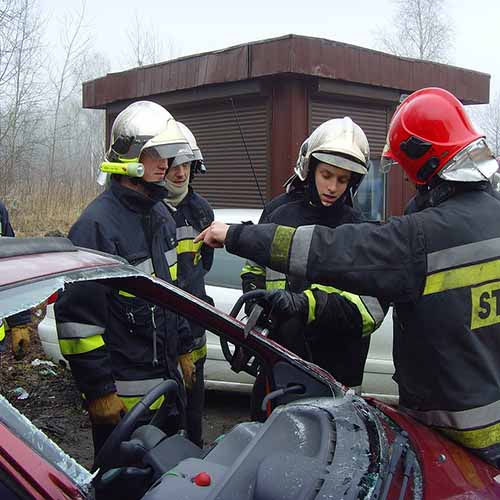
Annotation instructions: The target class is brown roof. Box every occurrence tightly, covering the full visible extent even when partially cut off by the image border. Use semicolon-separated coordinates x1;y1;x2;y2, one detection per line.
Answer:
83;34;490;109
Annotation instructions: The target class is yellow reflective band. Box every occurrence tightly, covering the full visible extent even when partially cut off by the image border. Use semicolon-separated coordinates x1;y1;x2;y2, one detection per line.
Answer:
0;321;5;342
191;343;207;364
241;263;266;277
424;259;500;296
438;421;500;450
169;263;178;281
59;334;105;356
270;226;296;268
119;290;136;298
120;394;165;412
304;289;316;324
470;281;500;330
265;280;287;290
311;284;376;336
177;239;203;255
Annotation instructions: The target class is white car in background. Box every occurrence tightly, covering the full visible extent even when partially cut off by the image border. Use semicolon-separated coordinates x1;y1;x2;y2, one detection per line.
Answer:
38;208;398;402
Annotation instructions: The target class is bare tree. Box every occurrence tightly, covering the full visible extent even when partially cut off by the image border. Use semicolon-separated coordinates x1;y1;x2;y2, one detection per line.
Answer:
376;0;454;62
56;51;110;204
46;0;90;195
0;1;110;234
124;12;176;68
469;95;500;156
0;0;44;200
0;0;23;92
466;97;500;193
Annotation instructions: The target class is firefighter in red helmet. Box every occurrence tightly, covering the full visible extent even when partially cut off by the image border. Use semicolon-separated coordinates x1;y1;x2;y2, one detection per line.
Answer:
196;87;500;467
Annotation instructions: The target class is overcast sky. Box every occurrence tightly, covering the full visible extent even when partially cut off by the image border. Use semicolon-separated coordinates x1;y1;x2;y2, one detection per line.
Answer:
39;0;500;100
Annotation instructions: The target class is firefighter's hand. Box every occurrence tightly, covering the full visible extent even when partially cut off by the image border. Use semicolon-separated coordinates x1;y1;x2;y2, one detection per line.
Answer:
260;290;309;323
87;393;127;425
178;352;196;391
11;325;31;360
194;221;229;248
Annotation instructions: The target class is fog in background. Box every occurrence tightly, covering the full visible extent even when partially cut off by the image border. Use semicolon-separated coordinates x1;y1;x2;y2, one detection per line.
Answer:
2;0;499;234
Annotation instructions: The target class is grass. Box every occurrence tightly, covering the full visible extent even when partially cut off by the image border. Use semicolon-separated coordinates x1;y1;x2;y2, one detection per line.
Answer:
8;186;100;237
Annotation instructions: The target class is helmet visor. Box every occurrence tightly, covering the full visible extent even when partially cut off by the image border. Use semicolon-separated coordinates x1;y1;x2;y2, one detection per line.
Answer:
312;152;367;175
439;138;498;182
191;148;203;162
380;155;399;174
171;152;195;168
171;147;202;168
380;143;398;174
142;125;193;161
144;142;192;161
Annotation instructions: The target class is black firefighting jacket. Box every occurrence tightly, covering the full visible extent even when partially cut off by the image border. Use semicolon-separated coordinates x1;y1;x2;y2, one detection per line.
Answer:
0;201;31;348
167;189;214;360
55;179;190;411
0;201;14;237
226;183;500;467
241;191;386;387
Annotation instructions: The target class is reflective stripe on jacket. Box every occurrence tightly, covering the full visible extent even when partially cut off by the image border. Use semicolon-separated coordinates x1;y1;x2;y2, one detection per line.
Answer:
227;186;500;466
168;190;214;343
115;378;166;411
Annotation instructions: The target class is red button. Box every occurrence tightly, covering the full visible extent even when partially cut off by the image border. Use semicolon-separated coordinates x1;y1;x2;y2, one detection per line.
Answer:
193;472;211;486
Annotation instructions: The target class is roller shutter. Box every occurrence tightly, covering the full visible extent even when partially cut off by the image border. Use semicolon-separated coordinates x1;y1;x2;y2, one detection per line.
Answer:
172;99;269;208
310;99;389;157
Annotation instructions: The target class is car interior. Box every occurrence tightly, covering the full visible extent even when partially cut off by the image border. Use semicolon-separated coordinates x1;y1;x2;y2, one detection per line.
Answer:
88;290;359;500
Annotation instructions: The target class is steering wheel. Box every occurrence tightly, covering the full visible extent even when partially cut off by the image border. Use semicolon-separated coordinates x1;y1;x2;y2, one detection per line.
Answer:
220;290;270;376
92;379;179;474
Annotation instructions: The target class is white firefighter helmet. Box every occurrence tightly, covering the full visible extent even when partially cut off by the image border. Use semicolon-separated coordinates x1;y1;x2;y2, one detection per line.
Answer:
172;122;202;166
98;101;193;185
295;117;370;181
172;122;206;174
106;101;192;163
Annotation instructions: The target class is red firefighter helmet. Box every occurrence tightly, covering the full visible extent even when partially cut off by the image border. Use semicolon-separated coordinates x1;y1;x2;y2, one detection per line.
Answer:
381;87;485;185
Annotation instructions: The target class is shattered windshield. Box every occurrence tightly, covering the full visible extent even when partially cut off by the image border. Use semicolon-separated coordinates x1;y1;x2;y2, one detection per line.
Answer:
0;394;92;492
0;265;142;321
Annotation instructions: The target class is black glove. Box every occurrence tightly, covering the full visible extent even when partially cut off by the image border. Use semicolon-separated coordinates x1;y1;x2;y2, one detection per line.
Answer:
260;290;309;324
246;296;266;316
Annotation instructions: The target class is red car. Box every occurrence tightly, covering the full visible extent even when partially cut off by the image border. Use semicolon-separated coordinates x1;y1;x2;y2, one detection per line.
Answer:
0;237;499;499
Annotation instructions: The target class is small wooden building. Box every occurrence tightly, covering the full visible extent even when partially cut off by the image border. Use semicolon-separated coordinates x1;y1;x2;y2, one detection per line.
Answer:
83;34;489;219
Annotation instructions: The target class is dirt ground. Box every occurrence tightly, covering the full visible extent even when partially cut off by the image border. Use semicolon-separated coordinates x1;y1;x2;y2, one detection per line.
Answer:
1;330;250;471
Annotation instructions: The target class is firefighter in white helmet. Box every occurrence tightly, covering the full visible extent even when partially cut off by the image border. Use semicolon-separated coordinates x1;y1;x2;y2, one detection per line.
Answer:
163;121;214;446
240;117;387;420
55;101;195;456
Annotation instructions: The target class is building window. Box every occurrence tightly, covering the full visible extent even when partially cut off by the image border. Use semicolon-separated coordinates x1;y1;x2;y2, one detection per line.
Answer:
354;160;386;221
